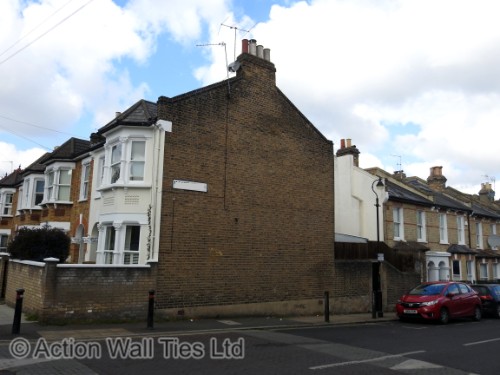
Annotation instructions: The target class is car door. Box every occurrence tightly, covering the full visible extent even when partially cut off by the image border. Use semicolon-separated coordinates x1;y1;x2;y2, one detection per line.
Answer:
445;283;462;317
457;283;475;316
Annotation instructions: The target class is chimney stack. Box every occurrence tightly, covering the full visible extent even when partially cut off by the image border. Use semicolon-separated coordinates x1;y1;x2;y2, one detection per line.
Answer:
427;166;447;191
336;138;360;167
479;182;495;203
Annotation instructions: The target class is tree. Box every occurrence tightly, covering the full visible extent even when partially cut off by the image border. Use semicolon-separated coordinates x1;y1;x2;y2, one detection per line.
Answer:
8;225;70;262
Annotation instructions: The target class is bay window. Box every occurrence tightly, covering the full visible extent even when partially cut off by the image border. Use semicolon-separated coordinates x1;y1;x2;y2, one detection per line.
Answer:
99;223;143;265
44;166;74;203
101;137;148;188
1;192;13;216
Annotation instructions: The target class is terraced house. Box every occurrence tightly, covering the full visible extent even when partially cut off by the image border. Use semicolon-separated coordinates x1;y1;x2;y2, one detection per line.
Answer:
1;39;336;321
366;166;500;284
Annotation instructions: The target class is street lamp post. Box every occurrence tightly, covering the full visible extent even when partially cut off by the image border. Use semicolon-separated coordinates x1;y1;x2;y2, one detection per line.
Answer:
371;176;385;318
371;177;385;242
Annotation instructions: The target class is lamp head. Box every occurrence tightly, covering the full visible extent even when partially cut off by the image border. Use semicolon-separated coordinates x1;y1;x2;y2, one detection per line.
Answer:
376;177;384;188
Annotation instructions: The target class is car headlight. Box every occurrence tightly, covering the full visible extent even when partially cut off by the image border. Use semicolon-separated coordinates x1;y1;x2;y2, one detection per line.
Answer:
421;300;439;306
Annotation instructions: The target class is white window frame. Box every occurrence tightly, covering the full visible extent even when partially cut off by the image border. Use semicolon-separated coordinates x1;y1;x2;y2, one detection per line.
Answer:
22;179;30;209
476;222;483;249
20;176;45;210
103;226;116;265
123;225;140;265
1;191;14;216
491;224;498;250
439;213;448;244
99;222;143;265
43;164;74;203
33;179;44;206
98;155;105;188
0;233;8;251
416;210;426;242
479;262;488;280
79;162;91;201
110;144;122;184
466;260;474;282
393;207;404;240
129;140;146;182
456;216;465;245
98;136;150;190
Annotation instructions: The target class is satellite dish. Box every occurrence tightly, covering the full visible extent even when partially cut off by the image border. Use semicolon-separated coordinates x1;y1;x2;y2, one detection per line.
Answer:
228;61;241;72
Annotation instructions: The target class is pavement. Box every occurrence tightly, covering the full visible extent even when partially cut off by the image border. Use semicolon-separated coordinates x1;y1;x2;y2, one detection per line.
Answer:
0;302;396;374
0;302;396;341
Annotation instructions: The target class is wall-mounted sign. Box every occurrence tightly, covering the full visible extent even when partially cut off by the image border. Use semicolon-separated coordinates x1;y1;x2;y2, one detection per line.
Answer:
173;180;208;193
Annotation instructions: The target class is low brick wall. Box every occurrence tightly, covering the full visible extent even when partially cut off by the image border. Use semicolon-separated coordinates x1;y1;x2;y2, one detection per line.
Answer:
332;260;421;314
5;258;157;324
332;261;372;314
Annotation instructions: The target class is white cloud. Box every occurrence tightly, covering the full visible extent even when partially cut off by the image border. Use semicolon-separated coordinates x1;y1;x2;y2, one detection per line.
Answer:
198;0;500;191
2;0;500;194
0;142;46;177
0;0;230;173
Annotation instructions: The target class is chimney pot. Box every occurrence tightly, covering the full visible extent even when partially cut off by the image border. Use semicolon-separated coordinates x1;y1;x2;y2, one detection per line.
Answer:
340;139;345;149
263;48;271;61
242;39;249;54
257;45;264;58
346;138;352;147
249;39;257;55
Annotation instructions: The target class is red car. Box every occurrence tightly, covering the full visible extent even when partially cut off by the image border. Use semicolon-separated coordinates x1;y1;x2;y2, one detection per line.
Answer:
396;281;482;324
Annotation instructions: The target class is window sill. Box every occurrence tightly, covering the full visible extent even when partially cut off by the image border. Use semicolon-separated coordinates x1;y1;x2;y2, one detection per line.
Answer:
97;183;152;192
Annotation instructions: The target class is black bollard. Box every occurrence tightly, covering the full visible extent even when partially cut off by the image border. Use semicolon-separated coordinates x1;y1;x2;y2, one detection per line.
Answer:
147;289;155;329
324;291;330;323
12;288;25;335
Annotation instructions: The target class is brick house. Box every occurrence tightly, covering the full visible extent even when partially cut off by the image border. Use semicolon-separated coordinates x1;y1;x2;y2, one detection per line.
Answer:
365;166;500;283
40;39;333;317
85;99;169;265
0;168;23;252
8;138;92;262
151;39;335;316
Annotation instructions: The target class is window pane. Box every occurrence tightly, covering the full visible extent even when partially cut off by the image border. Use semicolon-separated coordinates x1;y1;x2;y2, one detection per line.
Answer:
111;165;120;183
59;170;71;184
112;145;121;164
35;180;44;205
130;162;145;181
125;226;140;251
105;226;115;251
131;141;145;160
58;186;70;201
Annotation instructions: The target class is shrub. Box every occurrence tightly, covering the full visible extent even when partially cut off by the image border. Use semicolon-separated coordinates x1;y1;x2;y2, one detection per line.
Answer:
7;225;70;262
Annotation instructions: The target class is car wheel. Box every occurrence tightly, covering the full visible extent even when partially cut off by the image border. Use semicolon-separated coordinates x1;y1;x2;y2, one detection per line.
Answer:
439;307;449;324
496;305;500;319
473;306;482;321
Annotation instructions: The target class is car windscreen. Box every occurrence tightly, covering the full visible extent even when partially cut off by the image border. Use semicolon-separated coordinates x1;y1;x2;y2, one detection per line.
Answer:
409;284;446;296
